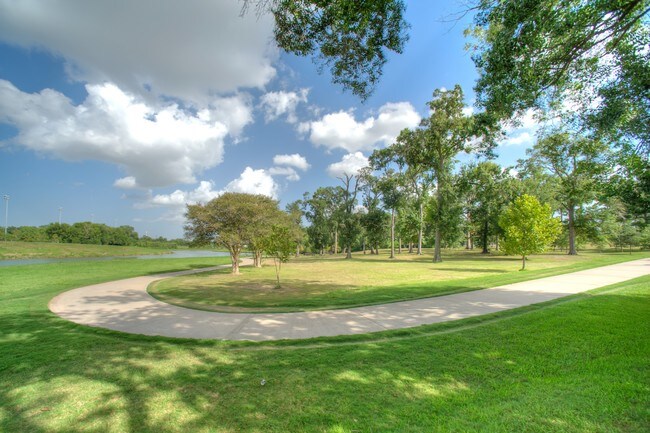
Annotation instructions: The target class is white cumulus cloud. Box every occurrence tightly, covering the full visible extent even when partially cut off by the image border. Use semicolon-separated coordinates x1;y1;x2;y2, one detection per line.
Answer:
0;80;252;188
327;152;369;178
260;89;309;123
223;167;278;198
272;153;311;171
0;0;277;105
307;102;420;153
268;166;300;181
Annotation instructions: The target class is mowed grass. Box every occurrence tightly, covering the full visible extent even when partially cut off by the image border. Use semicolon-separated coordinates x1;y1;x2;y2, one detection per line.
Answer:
0;241;172;260
149;249;650;312
0;256;648;432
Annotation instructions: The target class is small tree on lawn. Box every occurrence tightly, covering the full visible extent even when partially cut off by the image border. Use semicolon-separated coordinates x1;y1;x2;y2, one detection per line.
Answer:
265;225;295;288
499;194;562;270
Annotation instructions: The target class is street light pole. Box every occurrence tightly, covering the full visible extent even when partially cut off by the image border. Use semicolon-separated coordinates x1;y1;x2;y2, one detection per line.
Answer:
3;195;9;241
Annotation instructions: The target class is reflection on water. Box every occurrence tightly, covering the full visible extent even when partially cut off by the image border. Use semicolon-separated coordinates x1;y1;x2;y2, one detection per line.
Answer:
0;250;230;267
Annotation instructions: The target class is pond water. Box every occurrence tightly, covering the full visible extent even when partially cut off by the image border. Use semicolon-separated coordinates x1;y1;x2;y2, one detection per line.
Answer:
0;250;230;267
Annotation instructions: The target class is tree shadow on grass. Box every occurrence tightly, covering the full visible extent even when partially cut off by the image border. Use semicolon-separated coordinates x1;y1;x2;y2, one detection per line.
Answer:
1;285;646;432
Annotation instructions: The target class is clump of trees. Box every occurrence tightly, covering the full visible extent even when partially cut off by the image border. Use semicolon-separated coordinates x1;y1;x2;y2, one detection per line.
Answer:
184;192;303;280
3;222;183;248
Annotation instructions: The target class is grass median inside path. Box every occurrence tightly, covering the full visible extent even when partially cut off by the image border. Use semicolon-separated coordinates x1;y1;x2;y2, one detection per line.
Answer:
0;241;173;260
0;256;648;432
148;249;650;312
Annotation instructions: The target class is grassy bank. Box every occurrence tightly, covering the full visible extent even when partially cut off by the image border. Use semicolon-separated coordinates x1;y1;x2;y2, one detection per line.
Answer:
0;257;648;432
0;241;174;260
149;249;650;312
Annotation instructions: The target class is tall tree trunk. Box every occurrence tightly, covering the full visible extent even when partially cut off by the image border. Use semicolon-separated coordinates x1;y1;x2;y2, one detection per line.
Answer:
433;175;442;263
398;237;402;254
390;208;395;259
346;244;352;259
568;203;577;255
362;239;366;254
417;202;424;255
466;230;473;249
254;250;263;268
296;244;300;258
482;219;489;254
521;255;526;271
334;229;338;255
433;228;442;262
409;242;413;254
230;248;240;275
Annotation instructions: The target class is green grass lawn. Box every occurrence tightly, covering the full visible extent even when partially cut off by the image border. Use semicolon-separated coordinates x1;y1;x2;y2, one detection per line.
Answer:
148;249;650;312
0;241;173;260
0;255;648;432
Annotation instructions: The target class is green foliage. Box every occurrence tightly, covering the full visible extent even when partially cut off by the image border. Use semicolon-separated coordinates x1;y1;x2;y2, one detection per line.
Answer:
185;192;283;273
268;0;409;100
264;224;295;287
457;161;514;252
500;194;562;269
4;222;161;247
302;187;341;254
525;130;610;254
470;0;650;152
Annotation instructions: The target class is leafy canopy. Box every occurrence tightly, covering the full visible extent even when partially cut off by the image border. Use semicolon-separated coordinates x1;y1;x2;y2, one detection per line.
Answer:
499;194;562;269
469;0;650;153
245;0;409;100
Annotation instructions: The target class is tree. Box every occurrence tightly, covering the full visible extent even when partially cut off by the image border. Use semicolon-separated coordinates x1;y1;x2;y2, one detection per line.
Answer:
375;170;404;258
245;0;409;100
285;200;305;257
499;194;562;270
469;0;650;154
337;173;363;259
526;131;609;255
370;128;432;255
418;86;481;262
457;161;511;253
302;187;340;255
359;171;389;254
185;193;281;275
264;224;295;288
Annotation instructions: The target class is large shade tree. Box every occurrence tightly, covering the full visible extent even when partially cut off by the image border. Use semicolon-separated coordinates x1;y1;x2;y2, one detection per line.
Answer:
185;193;282;275
243;0;409;100
469;0;649;155
416;86;483;262
525;131;609;255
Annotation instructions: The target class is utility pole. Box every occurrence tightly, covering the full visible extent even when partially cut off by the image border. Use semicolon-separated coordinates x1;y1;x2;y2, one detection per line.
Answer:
3;195;9;241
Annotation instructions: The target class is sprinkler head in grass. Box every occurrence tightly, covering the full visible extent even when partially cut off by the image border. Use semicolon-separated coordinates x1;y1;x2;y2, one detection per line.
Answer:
260;379;266;386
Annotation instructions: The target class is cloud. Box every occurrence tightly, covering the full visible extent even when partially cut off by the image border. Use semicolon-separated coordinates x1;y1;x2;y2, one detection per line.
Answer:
272;153;311;171
260;89;309;123
135;167;278;216
502;131;533;147
327;152;369;178
0;80;253;188
0;0;277;105
223;167;278;198
307;102;420;152
113;176;138;190
500;109;540;148
268;166;300;181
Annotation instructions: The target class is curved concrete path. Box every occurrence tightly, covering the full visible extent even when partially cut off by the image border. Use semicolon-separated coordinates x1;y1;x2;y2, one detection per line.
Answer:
49;258;650;341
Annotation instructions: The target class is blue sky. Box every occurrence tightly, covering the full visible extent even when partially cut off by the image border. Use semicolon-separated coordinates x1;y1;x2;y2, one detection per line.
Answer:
0;1;538;239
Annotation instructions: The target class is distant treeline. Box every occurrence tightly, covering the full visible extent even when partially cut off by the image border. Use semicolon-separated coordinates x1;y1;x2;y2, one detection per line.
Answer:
3;223;188;248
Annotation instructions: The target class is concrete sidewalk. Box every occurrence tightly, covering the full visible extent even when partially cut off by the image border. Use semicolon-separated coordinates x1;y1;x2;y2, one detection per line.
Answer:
49;258;650;341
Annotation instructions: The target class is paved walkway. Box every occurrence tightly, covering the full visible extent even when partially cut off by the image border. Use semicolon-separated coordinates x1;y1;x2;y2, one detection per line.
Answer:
49;258;650;341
